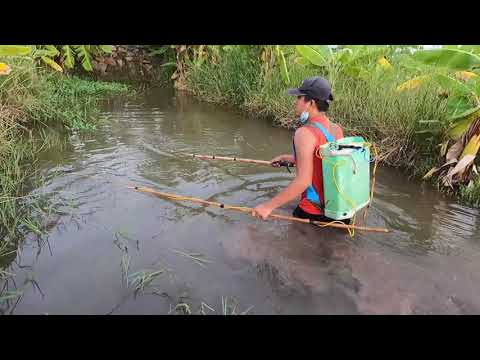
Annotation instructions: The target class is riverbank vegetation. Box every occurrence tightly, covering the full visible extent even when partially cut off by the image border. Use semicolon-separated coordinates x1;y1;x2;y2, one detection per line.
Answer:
0;45;131;257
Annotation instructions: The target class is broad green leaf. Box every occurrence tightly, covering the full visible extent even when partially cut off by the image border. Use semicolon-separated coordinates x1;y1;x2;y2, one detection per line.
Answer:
396;54;424;72
343;65;369;80
296;45;331;67
458;46;480;54
446;96;475;119
460;134;480;159
294;56;311;67
62;45;75;69
347;46;388;65
333;48;353;64
444;45;480;54
447;109;480;139
412;48;480;71
0;45;31;56
44;45;59;57
433;73;476;97
74;45;93;72
32;49;50;58
41;56;63;72
99;45;113;54
449;103;480;121
276;45;290;85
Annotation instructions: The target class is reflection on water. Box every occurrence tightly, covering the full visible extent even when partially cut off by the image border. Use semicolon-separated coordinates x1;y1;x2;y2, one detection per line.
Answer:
2;87;480;315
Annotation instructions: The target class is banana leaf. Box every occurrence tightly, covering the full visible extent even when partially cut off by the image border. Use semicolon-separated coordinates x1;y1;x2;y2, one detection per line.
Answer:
296;45;331;67
41;56;63;72
343;65;370;80
99;45;113;54
0;45;31;56
412;48;480;71
444;45;480;54
446;96;477;120
276;45;290;85
460;134;480;159
294;57;311;67
447;108;480;139
434;73;477;98
74;45;93;72
44;45;60;57
62;45;75;69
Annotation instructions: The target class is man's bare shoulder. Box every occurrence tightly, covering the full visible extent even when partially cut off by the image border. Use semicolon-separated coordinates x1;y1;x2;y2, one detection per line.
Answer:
294;126;316;145
330;122;344;138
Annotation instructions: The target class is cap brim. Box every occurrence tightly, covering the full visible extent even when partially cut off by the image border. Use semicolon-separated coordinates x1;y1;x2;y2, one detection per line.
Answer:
286;88;305;96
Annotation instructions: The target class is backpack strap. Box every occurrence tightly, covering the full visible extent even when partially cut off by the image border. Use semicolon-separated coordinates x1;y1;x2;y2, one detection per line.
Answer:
292;122;335;160
307;122;335;143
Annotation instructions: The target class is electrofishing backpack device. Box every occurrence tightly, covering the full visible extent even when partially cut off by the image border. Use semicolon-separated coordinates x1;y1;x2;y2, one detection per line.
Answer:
318;136;371;220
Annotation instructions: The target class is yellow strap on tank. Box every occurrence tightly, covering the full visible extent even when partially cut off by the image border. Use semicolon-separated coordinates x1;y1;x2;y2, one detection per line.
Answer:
362;142;379;225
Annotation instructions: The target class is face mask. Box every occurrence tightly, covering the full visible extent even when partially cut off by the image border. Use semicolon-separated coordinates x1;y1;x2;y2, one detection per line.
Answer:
299;111;309;124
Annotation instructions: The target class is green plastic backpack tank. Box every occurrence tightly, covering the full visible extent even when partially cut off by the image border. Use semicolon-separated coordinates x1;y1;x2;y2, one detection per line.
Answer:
319;136;371;220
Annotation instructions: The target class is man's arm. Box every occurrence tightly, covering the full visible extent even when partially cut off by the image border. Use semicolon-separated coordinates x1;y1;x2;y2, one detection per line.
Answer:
252;128;316;219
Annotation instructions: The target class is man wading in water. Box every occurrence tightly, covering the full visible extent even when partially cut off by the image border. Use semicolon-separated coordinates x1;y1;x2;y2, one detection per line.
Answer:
252;76;350;225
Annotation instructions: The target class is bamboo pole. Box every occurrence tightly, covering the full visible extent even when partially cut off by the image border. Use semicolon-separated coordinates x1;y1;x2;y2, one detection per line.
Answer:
128;185;390;234
188;154;295;167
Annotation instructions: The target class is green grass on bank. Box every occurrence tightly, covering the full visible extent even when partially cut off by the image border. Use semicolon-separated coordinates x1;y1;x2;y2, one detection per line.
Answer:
0;57;131;258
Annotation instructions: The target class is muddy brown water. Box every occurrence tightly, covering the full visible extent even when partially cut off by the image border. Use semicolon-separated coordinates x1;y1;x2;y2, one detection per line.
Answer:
2;87;480;315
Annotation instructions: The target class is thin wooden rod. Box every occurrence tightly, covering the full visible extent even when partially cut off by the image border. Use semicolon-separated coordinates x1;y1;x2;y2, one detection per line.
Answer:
128;186;390;234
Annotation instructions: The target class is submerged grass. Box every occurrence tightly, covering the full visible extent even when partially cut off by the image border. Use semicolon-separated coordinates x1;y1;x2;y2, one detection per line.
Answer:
0;290;23;303
169;296;253;315
121;253;131;286
127;269;165;295
171;249;213;268
0;267;22;314
221;296;254;315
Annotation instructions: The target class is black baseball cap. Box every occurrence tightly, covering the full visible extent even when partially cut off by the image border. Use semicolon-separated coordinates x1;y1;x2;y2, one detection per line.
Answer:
286;76;333;101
